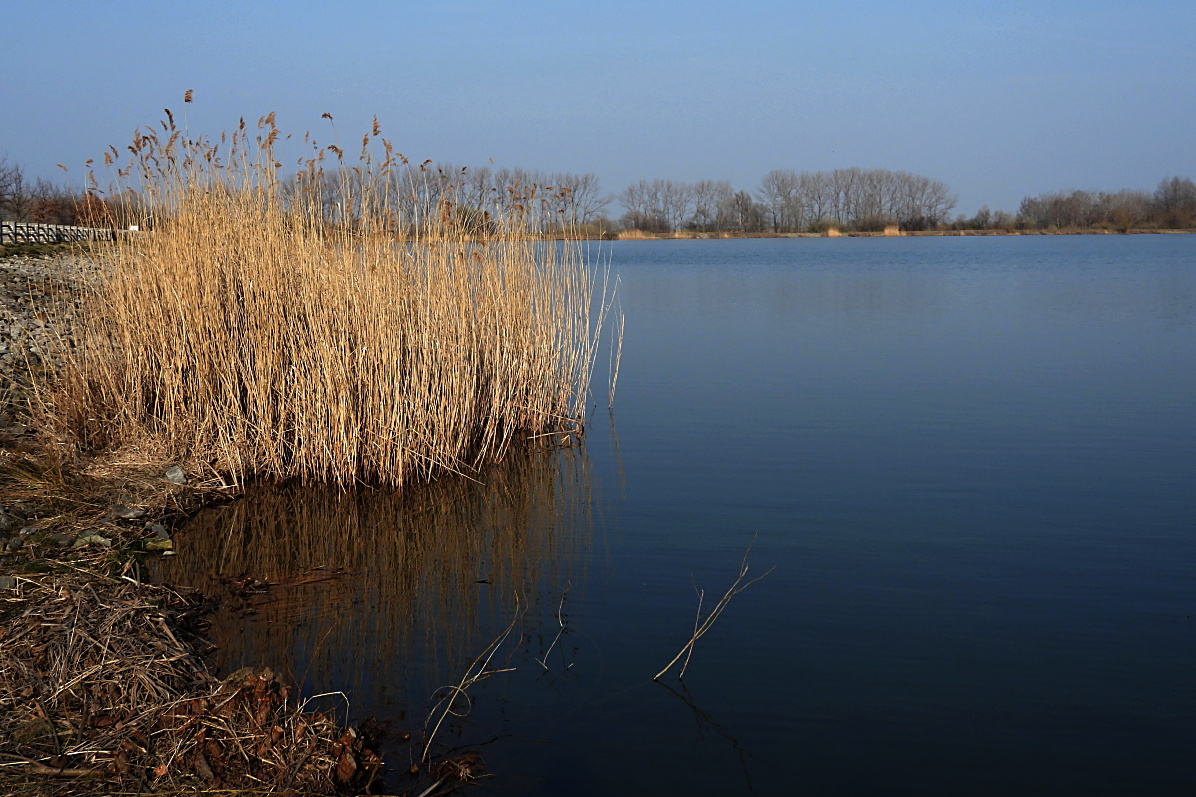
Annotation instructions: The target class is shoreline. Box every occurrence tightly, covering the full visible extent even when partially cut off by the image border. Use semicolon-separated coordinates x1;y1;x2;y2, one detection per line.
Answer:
610;226;1196;241
0;254;420;796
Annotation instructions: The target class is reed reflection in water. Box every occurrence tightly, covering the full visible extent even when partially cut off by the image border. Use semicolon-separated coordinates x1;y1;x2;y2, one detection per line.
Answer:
154;442;596;718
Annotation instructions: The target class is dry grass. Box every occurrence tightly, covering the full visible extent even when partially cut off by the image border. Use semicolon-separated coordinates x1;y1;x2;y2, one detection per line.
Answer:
51;109;613;487
615;229;654;240
0;570;386;795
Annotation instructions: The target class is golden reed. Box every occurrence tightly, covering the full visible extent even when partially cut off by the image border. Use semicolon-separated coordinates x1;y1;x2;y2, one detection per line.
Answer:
55;104;614;487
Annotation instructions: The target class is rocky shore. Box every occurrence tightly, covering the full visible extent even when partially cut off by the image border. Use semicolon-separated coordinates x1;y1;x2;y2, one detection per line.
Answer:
0;255;89;431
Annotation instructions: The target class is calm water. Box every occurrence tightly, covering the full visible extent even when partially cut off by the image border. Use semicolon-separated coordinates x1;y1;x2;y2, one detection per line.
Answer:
161;235;1196;795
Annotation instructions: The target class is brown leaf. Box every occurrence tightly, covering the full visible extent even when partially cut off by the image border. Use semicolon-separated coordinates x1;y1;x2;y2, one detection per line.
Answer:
193;750;215;783
336;751;357;783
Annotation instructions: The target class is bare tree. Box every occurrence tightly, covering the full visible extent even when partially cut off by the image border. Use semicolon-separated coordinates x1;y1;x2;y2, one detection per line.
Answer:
1155;176;1196;227
799;171;834;228
0;156;33;222
690;180;733;231
757;169;800;231
1101;189;1154;232
725;190;765;232
29;178;80;225
0;156;17;220
551;172;610;226
619;178;668;231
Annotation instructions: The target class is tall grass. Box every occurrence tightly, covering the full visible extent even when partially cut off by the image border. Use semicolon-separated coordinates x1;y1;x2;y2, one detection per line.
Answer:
56;109;613;486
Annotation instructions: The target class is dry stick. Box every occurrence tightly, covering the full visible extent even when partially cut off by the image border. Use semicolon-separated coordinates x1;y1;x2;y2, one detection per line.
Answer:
421;595;523;763
0;753;104;778
536;582;573;670
653;538;775;681
415;778;448;797
681;586;705;677
608;301;624;408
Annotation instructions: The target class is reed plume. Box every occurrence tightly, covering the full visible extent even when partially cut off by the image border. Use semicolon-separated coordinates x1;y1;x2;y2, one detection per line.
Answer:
53;110;613;487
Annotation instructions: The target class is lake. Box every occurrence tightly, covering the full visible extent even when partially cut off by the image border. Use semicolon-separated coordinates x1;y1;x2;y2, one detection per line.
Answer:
158;235;1196;796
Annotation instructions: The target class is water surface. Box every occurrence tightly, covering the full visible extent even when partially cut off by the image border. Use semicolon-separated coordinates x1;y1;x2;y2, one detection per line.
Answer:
162;235;1196;795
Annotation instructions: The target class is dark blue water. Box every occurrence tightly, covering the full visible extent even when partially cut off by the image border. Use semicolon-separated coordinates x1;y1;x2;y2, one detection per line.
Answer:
166;235;1196;795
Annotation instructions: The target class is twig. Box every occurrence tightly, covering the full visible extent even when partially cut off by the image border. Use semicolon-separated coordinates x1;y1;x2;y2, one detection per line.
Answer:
421;595;523;762
415;777;447;797
0;753;104;777
680;586;704;677
536;582;573;670
608;300;624;408
653;536;774;681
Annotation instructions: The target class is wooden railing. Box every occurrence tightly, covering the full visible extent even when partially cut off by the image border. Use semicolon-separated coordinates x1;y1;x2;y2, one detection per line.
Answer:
1;221;118;246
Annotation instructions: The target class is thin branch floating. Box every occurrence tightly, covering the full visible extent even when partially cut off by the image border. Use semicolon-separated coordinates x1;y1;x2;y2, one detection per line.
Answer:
654;537;775;681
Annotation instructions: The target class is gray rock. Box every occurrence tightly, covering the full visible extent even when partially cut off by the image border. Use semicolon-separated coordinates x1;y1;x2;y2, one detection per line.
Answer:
0;575;16;590
146;523;171;540
165;466;187;485
108;505;146;520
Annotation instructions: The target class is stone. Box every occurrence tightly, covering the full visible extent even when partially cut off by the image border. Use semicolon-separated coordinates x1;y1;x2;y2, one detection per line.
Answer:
0;510;18;532
0;575;16;590
108;505;146;520
165;466;187;485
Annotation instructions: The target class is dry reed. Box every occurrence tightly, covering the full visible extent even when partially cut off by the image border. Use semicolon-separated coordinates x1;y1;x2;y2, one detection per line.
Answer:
653;538;774;681
0;571;384;794
54;107;614;487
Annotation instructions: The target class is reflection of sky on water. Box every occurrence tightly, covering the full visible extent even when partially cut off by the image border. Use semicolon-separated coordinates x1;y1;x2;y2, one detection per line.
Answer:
158;236;1196;795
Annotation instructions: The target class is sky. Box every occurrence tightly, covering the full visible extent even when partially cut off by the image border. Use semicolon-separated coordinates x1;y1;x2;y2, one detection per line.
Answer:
2;0;1194;217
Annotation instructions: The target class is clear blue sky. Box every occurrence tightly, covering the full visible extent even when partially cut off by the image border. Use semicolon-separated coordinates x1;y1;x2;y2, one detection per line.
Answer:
3;0;1193;216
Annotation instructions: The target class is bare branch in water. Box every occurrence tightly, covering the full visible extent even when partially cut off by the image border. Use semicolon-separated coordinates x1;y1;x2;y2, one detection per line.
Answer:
654;536;775;681
422;594;523;763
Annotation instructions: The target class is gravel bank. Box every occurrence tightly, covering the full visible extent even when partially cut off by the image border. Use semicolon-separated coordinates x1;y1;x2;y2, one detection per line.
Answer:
0;254;94;432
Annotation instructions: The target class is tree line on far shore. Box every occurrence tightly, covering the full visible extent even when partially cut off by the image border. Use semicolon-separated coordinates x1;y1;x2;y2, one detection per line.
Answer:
3;153;1194;235
625;168;958;234
1008;177;1196;232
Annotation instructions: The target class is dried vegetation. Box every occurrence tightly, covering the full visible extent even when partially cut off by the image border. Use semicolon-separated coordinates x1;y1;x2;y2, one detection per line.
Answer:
53;105;613;487
3;97;616;795
0;569;387;795
0;451;405;795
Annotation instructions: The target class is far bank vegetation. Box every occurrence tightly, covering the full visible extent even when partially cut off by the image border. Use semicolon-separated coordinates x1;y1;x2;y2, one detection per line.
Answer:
4;137;1195;241
617;170;1196;236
